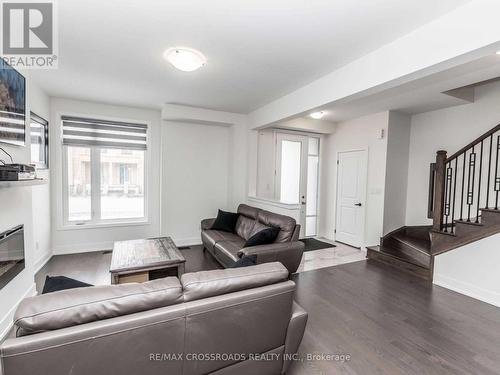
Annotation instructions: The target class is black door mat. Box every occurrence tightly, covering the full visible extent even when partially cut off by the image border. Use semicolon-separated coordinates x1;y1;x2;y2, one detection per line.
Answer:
300;238;336;252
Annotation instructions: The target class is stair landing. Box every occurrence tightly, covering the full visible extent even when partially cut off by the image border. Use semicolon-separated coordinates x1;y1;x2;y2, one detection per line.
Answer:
368;208;500;281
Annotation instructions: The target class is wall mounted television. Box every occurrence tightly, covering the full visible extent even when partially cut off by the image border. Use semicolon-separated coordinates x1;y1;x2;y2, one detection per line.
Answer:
0;60;26;147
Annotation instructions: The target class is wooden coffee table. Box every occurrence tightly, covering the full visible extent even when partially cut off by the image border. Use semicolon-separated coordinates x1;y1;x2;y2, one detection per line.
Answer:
110;237;186;284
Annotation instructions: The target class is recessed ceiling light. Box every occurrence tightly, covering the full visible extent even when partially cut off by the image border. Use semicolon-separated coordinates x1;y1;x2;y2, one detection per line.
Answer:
496;51;500;55
310;111;324;119
163;47;207;72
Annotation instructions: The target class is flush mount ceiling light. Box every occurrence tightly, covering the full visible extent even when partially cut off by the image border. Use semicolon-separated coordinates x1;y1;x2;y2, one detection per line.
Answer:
163;47;207;72
310;111;324;119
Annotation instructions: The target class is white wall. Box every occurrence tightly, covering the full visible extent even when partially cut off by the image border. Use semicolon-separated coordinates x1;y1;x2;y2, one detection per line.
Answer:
0;77;51;339
50;98;162;254
227;119;249;210
434;233;500;308
406;81;500;226
160;121;231;245
319;112;389;246
28;81;52;269
256;129;276;200
383;112;411;234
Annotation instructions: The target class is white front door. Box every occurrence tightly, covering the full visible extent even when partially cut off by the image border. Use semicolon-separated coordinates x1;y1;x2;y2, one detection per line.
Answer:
335;150;367;247
275;133;308;237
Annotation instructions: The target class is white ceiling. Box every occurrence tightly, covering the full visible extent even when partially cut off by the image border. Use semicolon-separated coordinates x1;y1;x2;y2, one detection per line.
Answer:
30;0;470;113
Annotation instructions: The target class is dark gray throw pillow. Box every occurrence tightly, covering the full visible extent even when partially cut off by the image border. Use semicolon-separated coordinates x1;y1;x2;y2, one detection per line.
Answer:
244;227;280;247
231;255;258;268
211;209;239;233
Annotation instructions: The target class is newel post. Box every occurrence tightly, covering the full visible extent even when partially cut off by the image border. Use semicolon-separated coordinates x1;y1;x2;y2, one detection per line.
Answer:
432;150;447;231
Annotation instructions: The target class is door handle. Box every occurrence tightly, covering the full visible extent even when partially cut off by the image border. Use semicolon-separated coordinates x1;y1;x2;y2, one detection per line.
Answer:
355;203;362;206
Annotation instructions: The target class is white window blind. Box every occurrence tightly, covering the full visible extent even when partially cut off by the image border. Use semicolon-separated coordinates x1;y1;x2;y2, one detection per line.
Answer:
61;116;147;150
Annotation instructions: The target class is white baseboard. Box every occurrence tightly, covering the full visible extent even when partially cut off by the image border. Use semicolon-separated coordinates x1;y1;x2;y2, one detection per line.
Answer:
0;283;37;341
172;237;202;247
53;241;114;255
53;237;202;255
34;251;53;273
433;273;500;308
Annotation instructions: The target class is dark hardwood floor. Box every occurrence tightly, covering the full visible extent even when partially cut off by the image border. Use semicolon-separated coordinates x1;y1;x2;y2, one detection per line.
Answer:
35;247;500;375
289;260;500;375
35;245;222;292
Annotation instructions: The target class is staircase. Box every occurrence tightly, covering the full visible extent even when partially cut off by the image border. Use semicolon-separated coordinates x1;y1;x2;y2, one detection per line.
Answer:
368;123;500;281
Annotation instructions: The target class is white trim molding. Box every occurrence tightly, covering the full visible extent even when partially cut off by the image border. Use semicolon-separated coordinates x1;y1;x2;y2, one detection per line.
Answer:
434;273;500;308
53;241;114;255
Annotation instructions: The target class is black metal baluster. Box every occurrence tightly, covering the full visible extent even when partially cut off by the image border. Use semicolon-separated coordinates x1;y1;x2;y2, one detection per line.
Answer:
476;141;483;223
451;158;458;233
495;135;500;210
486;134;493;208
466;146;476;222
444;164;453;232
460;152;466;220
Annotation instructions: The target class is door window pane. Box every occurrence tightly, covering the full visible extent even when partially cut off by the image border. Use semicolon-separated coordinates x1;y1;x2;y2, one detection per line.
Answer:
67;147;91;221
306;155;319;216
100;148;145;220
280;140;301;204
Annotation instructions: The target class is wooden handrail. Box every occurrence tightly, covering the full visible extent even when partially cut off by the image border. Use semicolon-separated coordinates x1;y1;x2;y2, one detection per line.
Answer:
446;123;500;162
428;162;435;219
432;151;447;231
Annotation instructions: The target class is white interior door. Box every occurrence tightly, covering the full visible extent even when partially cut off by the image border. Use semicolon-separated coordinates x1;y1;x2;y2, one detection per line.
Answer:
335;150;367;247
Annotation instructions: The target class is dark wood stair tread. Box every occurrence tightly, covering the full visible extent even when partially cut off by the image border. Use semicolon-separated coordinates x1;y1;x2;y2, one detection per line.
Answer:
479;208;500;213
366;246;431;280
371;209;500;279
454;219;482;226
370;244;430;268
391;234;431;254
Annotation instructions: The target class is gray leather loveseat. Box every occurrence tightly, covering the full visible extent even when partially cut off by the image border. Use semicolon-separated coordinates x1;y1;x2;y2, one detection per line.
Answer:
201;204;304;273
0;263;307;375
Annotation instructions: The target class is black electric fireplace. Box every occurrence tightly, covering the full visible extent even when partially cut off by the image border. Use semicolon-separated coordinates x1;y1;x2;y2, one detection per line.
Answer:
0;225;25;290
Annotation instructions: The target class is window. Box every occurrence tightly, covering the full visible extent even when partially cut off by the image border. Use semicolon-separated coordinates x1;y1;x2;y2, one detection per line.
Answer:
100;148;145;220
30;112;49;169
62;116;147;226
305;137;320;237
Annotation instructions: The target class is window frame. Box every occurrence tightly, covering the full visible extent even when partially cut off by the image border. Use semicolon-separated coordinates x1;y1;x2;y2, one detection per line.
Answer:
29;112;49;169
61;119;149;229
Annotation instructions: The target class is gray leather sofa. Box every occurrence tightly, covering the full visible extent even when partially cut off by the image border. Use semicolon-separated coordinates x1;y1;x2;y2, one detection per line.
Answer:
201;204;304;273
0;263;307;375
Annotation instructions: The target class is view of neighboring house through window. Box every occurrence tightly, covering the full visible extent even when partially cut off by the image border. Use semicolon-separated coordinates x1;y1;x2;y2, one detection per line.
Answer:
62;116;147;225
30;112;49;169
67;146;91;222
100;148;144;220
